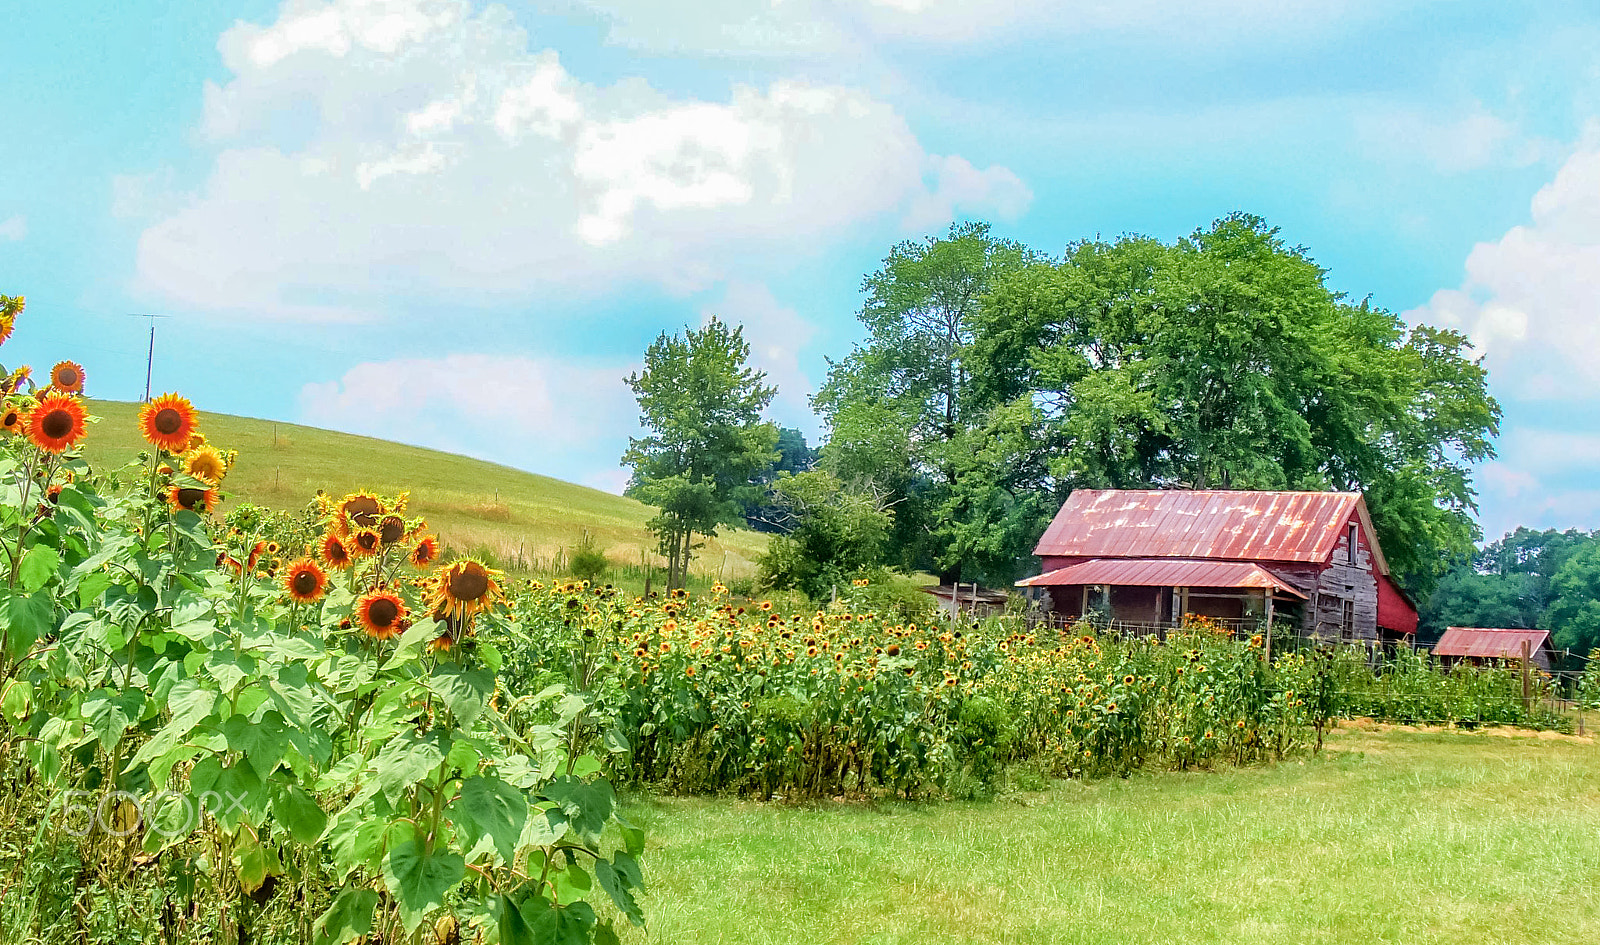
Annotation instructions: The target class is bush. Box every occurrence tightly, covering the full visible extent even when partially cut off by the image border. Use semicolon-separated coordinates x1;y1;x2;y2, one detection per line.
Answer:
569;530;611;583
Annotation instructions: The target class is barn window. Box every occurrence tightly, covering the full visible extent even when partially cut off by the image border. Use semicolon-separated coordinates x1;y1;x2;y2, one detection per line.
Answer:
1341;599;1355;640
1347;523;1358;565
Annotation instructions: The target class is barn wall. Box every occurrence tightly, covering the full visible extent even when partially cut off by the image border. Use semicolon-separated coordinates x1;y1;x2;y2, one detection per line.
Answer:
1305;515;1379;642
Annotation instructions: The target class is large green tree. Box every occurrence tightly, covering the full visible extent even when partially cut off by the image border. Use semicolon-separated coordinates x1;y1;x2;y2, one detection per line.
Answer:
814;221;1044;580
966;214;1500;590
622;318;779;589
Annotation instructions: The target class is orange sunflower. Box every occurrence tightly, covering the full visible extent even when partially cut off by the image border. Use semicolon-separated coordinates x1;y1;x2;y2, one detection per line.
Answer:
321;532;353;569
282;558;329;603
139;393;197;452
1;402;23;435
335;493;384;533
355;590;407;640
0;294;20;346
378;515;407;546
408;535;440;568
349;528;381;558
427;559;506;621
166;485;219;515
25;392;88;453
49;361;85;394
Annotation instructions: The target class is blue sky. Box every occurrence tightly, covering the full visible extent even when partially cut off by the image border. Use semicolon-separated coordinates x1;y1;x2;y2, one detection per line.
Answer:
4;0;1600;542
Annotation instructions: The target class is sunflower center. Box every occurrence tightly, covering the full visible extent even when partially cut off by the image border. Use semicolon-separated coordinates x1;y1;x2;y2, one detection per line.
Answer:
357;532;378;550
292;571;319;596
3;411;17;426
369;598;399;626
344;497;382;526
153;408;182;435
42;409;73;440
176;488;206;509
58;369;79;387
449;568;490;602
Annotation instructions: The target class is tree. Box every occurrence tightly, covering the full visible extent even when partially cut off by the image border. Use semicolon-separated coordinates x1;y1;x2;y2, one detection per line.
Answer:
743;427;818;532
965;213;1501;591
1549;543;1600;654
622;318;778;590
755;470;895;599
814;221;1044;580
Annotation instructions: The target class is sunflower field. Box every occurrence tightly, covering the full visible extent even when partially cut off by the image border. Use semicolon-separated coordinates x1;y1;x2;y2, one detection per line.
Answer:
0;294;642;945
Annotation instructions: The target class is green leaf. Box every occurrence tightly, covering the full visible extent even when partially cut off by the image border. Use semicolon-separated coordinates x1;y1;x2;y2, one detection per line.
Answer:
222;711;290;780
18;545;60;592
324;802;387;880
424;664;495;725
382;617;440;670
595;853;645;926
540;776;614;845
1;679;32;723
447;775;528;865
530;901;597;945
271;782;328;845
235;836;269;894
128;678;218;771
82;688;147;753
369;731;448;805
314;887;380;945
2;588;53;659
210;761;267;829
381;840;464;934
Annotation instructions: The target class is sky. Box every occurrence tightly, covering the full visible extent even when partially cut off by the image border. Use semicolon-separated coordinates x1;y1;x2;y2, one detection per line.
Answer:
3;0;1600;542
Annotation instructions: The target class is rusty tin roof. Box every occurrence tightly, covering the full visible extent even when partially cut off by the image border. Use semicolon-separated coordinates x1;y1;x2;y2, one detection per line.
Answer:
1015;557;1307;598
1434;627;1551;659
1034;489;1375;568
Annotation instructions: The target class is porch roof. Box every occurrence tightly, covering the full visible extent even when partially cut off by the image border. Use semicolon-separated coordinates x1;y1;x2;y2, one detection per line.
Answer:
1015;557;1307;599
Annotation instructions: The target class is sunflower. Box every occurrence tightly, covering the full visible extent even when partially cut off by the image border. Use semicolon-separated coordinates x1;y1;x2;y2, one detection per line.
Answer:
335;493;384;532
166;485;219;514
139;393;197;452
429;632;456;654
282;558;329;603
49;361;85;394
0;294;20;346
1;403;22;435
348;528;381;558
408;535;439;568
355;590;407;640
321;532;353;569
25;392;89;453
378;514;406;546
427;559;505;621
183;445;229;485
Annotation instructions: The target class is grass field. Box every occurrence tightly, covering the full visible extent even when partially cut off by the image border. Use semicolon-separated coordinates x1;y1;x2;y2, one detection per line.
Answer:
78;400;769;581
623;722;1600;945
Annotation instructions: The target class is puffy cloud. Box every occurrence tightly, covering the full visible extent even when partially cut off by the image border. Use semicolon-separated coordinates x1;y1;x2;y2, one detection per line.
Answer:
1406;134;1600;399
0;215;25;242
131;0;1028;319
298;352;638;476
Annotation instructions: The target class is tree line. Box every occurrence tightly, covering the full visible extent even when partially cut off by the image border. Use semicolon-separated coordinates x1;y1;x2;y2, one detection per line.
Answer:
621;213;1505;612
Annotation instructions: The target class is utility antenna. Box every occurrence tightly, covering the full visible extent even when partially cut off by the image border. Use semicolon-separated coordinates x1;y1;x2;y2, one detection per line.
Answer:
127;314;172;402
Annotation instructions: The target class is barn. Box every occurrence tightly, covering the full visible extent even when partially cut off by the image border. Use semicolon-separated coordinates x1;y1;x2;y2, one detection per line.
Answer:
1433;627;1555;671
1016;490;1418;643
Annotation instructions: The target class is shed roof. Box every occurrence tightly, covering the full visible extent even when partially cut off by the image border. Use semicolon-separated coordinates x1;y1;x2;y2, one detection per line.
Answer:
1034;490;1386;571
1015;557;1307;599
1434;627;1551;660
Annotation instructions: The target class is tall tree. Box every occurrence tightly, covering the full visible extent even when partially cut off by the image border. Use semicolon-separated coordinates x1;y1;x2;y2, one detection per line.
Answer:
966;213;1501;590
622;318;779;589
815;221;1044;580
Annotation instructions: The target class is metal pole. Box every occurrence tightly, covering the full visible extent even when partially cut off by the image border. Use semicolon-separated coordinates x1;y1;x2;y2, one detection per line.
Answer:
144;320;156;402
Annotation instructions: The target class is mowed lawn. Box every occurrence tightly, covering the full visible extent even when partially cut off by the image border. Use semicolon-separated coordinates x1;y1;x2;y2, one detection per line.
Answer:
78;400;768;578
623;723;1600;945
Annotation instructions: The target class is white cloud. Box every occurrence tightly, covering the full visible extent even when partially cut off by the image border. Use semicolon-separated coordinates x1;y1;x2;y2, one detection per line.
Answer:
1406;131;1600;399
298;352;639;472
0;215;25;241
132;0;1027;319
1354;102;1555;173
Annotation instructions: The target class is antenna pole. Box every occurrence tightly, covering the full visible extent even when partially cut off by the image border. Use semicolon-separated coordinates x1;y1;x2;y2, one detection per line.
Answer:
144;320;156;403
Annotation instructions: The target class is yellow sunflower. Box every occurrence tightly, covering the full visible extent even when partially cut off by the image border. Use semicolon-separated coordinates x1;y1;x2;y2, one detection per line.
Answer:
282;558;329;603
427;559;505;621
166;485;219;515
183;445;229;485
49;361;85;394
0;294;20;346
1;402;23;435
25;392;89;454
139;393;198;453
355;590;407;641
335;493;384;533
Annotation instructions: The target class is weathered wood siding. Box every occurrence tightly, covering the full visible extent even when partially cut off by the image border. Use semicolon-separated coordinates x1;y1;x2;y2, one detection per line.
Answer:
1305;515;1379;642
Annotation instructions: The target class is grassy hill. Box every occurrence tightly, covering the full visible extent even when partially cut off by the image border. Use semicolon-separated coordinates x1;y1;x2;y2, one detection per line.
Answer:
78;400;768;582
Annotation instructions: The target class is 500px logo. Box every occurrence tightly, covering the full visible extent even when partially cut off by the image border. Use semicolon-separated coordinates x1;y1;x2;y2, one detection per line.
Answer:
59;790;250;838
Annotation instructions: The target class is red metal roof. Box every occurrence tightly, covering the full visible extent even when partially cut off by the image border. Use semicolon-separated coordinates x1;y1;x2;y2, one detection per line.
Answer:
1034;489;1367;566
1015;557;1307;599
1434;627;1551;659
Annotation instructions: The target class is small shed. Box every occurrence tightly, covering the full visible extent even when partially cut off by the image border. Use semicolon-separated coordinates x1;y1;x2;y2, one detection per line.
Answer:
1433;627;1555;671
922;583;1009;620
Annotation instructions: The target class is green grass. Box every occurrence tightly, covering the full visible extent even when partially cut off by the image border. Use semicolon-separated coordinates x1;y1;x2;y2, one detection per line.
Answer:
622;723;1600;944
78;400;768;581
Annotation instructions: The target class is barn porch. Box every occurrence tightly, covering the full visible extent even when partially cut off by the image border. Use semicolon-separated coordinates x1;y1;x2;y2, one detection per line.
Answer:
1015;557;1307;636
